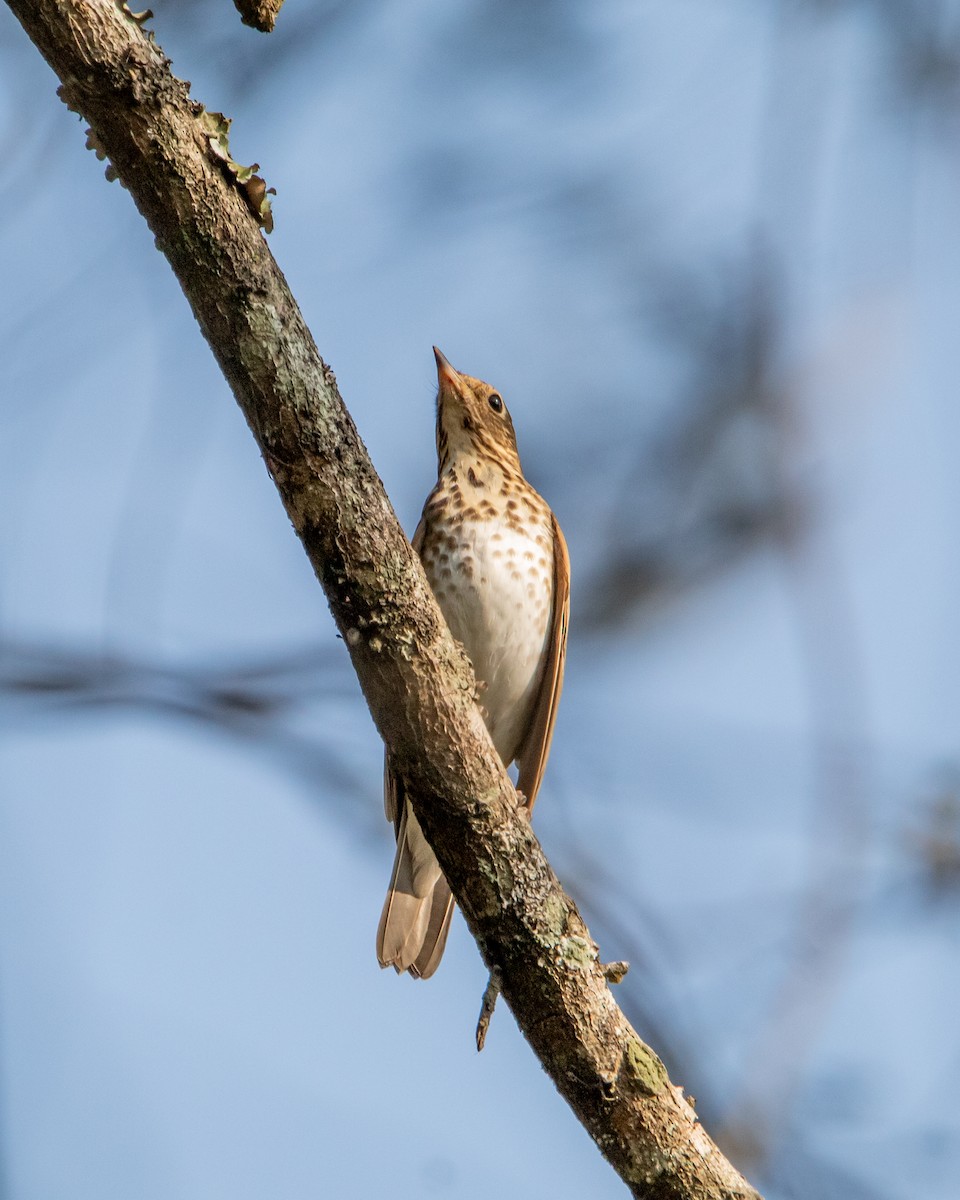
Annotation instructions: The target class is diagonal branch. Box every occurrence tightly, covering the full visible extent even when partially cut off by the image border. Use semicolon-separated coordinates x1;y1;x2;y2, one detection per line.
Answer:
4;2;761;1196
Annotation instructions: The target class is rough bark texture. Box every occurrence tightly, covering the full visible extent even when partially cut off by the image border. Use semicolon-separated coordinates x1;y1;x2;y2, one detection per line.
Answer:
232;0;284;33
5;3;762;1197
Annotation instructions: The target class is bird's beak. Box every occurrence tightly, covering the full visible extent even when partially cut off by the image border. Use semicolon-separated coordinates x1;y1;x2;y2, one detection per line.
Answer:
433;346;461;393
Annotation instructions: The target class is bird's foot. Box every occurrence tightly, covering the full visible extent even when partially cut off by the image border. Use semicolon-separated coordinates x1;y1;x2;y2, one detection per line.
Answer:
475;966;503;1052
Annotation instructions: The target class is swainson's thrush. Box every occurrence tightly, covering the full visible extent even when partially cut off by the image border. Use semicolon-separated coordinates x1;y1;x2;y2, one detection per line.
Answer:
376;348;570;978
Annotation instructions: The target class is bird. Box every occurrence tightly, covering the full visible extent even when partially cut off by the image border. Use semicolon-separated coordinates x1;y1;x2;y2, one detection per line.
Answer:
376;347;569;978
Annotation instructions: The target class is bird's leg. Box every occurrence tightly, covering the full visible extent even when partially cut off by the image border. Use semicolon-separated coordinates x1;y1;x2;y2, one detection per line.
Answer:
475;966;502;1051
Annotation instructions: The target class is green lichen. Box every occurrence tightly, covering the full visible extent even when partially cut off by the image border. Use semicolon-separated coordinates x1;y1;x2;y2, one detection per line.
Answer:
199;110;275;232
559;935;593;970
539;890;568;941
621;1030;669;1097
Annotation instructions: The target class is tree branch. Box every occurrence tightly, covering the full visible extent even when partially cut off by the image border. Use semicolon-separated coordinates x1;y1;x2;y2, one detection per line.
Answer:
4;3;761;1196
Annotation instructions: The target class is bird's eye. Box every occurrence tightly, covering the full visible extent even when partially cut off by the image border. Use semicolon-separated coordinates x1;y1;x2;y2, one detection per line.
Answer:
488;393;503;413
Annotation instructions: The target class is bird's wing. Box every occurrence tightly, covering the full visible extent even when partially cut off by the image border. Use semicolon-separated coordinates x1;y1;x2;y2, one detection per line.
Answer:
515;514;570;810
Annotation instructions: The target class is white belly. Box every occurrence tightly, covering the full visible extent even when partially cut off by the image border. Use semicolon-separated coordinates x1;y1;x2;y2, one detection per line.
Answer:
425;518;553;764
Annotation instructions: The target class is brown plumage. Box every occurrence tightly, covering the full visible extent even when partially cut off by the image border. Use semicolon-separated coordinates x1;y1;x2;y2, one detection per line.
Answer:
376;348;570;978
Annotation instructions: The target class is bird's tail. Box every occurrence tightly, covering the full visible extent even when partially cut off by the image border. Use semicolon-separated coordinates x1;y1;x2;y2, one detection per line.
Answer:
376;801;455;979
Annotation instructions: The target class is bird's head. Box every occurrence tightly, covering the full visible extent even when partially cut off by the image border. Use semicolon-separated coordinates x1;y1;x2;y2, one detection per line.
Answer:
433;346;521;475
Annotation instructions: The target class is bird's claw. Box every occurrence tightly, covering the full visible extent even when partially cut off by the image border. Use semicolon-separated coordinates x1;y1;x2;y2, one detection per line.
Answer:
475;967;503;1051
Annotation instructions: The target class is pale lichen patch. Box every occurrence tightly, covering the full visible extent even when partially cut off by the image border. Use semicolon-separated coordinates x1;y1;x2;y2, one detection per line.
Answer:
620;1030;669;1097
559;935;593;970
